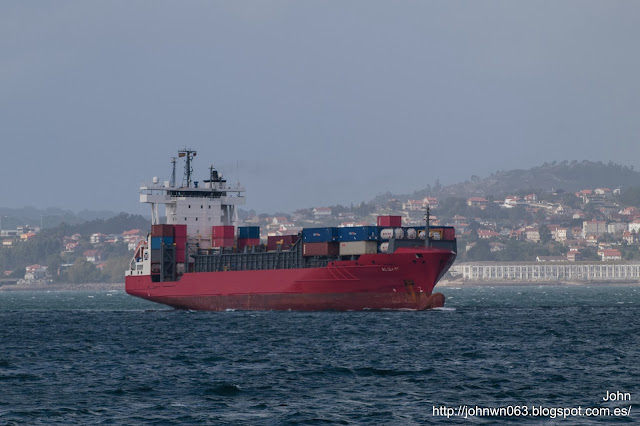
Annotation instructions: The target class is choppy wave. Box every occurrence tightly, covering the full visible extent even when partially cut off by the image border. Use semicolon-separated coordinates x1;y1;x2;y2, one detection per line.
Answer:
0;286;638;424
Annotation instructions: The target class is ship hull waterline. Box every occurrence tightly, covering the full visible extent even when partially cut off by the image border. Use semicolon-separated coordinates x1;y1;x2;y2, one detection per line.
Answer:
126;248;455;311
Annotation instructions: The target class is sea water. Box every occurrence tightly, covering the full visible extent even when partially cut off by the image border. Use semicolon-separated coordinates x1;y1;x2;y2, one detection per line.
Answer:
0;286;638;424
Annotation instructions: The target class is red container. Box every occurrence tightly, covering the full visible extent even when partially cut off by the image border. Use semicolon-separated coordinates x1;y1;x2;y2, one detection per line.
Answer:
174;224;187;238
443;227;456;240
176;248;187;263
303;242;339;257
213;226;235;239
213;238;235;248
151;224;174;237
267;235;298;251
175;236;187;251
377;216;402;227
237;238;260;250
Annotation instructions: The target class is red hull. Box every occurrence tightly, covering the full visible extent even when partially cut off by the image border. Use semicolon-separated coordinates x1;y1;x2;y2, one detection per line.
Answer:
126;247;455;311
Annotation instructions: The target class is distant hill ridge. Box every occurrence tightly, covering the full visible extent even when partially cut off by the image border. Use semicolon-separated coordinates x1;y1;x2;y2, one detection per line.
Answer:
411;160;640;199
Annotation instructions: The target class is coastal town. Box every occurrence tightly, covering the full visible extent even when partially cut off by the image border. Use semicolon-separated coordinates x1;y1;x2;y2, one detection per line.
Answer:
247;186;640;264
1;182;640;286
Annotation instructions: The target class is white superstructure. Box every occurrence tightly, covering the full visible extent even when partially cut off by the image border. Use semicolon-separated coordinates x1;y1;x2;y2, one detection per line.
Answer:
139;149;246;239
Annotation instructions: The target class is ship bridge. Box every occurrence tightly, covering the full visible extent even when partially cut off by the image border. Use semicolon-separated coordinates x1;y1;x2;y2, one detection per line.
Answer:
140;149;245;237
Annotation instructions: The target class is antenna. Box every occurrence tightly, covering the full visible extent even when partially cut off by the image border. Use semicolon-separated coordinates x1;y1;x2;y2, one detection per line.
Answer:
424;205;431;243
170;157;177;187
178;148;197;188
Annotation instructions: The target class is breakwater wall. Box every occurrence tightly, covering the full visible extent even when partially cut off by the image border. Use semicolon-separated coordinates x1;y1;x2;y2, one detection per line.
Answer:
449;262;640;283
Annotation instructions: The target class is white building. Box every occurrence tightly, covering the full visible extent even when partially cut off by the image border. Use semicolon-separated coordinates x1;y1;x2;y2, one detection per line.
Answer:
450;262;640;282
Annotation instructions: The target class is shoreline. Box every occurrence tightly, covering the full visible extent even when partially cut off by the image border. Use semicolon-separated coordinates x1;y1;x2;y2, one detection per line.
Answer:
0;282;125;292
3;281;640;292
438;280;640;287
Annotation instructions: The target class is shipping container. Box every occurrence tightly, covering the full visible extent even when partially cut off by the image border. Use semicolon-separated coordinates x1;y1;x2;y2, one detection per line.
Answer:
174;236;187;252
174;224;187;238
379;242;389;253
238;226;260;239
176;248;187;263
377;216;402;227
237;238;260;251
404;228;417;239
151;224;174;237
267;235;299;251
429;228;443;240
302;227;339;243
380;228;394;239
212;238;235;248
443;227;456;240
151;236;174;249
381;227;425;240
339;241;378;256
196;238;212;250
212;226;235;239
150;249;162;261
303;242;339;257
338;226;380;242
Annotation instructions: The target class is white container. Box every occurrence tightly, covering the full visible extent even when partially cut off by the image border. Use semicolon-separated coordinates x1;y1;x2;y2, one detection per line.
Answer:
339;241;378;256
380;228;394;239
379;242;389;253
405;228;417;239
394;228;404;239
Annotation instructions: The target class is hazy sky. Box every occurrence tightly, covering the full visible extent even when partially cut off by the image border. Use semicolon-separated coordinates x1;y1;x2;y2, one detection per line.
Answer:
2;1;639;214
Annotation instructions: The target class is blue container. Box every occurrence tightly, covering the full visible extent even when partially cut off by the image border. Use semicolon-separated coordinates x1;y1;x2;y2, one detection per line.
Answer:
302;227;339;243
151;236;174;249
238;226;260;239
338;226;380;242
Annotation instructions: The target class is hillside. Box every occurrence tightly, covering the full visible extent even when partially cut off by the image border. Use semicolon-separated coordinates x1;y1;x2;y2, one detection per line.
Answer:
0;207;123;230
413;160;640;199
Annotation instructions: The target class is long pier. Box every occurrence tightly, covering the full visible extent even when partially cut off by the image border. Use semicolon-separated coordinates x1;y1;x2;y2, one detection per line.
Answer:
449;262;640;282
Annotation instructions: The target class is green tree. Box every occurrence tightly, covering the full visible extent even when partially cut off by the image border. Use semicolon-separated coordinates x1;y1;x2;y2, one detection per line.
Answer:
468;221;481;241
619;186;640;206
65;258;105;283
100;242;131;260
547;241;569;256
620;244;640;260
10;267;25;279
61;212;150;236
579;247;600;261
102;256;132;283
46;254;62;280
538;224;552;244
533;209;547;224
463;239;494;261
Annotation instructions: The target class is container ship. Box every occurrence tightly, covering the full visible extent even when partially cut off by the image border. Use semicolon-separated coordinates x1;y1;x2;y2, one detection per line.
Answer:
125;149;457;311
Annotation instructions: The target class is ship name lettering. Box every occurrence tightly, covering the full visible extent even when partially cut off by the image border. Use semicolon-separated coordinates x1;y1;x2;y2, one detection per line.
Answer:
381;267;400;272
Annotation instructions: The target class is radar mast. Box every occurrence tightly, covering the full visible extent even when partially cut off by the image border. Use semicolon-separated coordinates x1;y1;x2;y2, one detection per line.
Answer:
179;148;197;188
170;157;177;188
